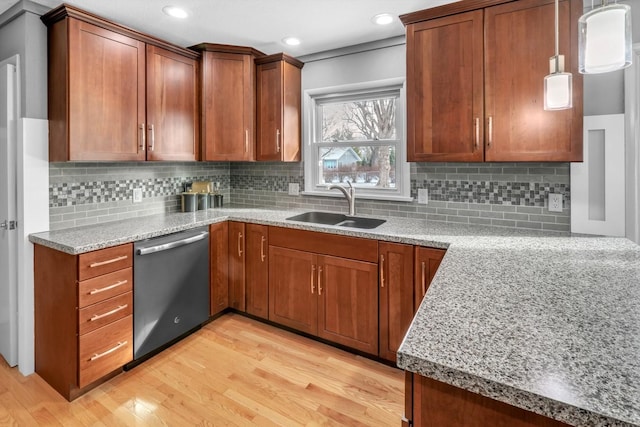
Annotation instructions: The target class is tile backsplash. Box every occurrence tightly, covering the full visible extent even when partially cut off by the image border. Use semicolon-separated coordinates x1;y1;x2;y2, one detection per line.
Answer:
49;161;570;232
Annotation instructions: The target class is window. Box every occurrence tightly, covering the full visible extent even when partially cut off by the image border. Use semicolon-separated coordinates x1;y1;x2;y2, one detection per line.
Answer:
303;78;411;201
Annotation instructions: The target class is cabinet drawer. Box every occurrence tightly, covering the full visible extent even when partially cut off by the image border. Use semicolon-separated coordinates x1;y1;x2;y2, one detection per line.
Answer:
78;244;132;281
269;226;378;263
79;315;132;388
78;292;132;336
78;267;132;308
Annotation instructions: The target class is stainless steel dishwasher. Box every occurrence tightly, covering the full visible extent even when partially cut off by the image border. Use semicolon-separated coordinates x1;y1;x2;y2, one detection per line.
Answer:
132;226;209;363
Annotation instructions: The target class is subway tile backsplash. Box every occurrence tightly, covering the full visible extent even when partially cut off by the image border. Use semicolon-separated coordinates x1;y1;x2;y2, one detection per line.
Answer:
49;161;571;232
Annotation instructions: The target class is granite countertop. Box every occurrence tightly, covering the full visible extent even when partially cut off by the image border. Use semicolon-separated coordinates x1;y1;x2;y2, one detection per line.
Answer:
29;208;640;426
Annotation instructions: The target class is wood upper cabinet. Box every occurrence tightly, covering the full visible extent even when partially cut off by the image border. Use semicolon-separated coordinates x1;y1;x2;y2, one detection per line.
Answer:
228;221;246;311
145;45;199;161
209;221;229;316
414;247;446;311
42;4;200;162
402;0;582;162
379;242;415;362
191;44;263;161
256;54;304;162
406;11;484;162
245;224;269;319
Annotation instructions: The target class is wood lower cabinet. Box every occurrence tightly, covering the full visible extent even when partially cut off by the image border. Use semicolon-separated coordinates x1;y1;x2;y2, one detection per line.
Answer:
402;0;582;162
192;44;263;161
379;242;415;362
414;247;446;310
228;222;246;311
256;54;304;162
43;4;199;162
406;374;570;426
245;224;269;319
209;222;229;316
34;243;133;400
268;227;379;354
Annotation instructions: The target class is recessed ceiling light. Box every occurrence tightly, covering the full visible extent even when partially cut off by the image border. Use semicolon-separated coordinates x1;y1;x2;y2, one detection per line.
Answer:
162;5;188;19
282;37;301;46
372;13;394;26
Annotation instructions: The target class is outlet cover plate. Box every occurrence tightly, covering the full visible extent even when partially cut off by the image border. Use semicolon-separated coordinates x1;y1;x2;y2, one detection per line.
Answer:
418;188;428;204
133;188;142;203
548;193;562;212
288;183;300;196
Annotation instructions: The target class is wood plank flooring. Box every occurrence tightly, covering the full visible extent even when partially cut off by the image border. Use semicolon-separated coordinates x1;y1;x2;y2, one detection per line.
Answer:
0;314;404;426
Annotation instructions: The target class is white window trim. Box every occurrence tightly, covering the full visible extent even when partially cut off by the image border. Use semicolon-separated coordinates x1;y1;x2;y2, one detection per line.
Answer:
302;77;412;202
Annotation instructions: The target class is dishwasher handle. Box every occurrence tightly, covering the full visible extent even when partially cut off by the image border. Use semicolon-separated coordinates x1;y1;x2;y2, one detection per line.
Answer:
136;231;208;256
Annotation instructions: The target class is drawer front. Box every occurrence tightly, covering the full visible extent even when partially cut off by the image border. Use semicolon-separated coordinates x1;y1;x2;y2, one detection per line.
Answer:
79;315;133;388
78;267;132;308
79;244;133;281
78;292;132;336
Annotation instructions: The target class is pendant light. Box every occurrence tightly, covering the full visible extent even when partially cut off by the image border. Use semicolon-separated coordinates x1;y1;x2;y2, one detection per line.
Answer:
579;1;632;74
544;0;573;110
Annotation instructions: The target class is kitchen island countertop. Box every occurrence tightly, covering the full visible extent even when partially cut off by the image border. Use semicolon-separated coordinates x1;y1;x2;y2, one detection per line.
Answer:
29;208;640;426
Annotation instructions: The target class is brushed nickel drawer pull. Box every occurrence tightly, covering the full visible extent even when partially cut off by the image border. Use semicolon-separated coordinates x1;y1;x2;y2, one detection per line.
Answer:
474;117;480;151
487;116;493;147
380;254;385;288
89;255;128;268
89;341;127;361
238;232;243;257
89;280;128;295
276;129;281;153
149;124;155;152
245;129;249;153
311;265;316;294
421;261;427;297
90;304;128;322
139;123;145;151
317;266;323;295
260;236;266;262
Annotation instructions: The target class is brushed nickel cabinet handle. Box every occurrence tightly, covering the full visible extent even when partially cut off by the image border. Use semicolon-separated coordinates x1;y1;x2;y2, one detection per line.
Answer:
89;341;127;361
89;280;127;295
245;129;249;153
237;232;243;257
318;266;323;295
90;304;128;322
474;117;480;151
421;261;427;297
276;129;281;153
487;116;493;147
311;264;316;294
139;123;145;151
260;236;266;262
89;255;128;268
380;254;385;288
148;124;155;152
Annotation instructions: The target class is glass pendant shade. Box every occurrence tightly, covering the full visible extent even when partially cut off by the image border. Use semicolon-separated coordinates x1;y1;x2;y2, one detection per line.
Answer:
544;71;573;110
579;3;632;74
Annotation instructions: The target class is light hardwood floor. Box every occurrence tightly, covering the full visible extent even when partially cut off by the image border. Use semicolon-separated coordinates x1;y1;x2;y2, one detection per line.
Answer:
0;314;404;426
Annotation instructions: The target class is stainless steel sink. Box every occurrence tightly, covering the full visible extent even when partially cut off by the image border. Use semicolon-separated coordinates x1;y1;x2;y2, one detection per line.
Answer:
286;211;386;229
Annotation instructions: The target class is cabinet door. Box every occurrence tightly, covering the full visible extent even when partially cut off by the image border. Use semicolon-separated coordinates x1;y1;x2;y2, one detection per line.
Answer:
202;52;254;161
406;11;484;162
67;19;145;161
268;246;317;335
414;247;446;311
146;45;199;161
228;222;246;311
210;222;229;316
246;224;268;319
484;0;582;161
379;242;414;362
317;255;378;355
256;60;282;161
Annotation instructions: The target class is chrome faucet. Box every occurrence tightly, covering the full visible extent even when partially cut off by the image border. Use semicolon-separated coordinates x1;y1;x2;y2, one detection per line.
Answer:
328;181;356;216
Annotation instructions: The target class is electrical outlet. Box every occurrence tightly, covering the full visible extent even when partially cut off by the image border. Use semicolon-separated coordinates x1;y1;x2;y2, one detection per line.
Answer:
132;188;143;203
418;188;428;204
548;193;562;212
288;183;300;196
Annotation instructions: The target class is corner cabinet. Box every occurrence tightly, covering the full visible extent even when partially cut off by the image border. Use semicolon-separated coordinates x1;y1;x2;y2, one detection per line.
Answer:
402;0;583;162
34;243;133;401
256;54;304;162
42;4;199;162
191;44;264;161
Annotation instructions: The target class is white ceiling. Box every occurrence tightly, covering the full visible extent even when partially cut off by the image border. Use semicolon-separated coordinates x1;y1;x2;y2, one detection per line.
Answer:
0;0;456;56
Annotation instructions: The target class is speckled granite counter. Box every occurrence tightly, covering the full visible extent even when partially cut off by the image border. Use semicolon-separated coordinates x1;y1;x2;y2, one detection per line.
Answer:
29;208;640;426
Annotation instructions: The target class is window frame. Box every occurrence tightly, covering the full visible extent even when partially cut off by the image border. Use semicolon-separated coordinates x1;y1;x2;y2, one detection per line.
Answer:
302;78;411;202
